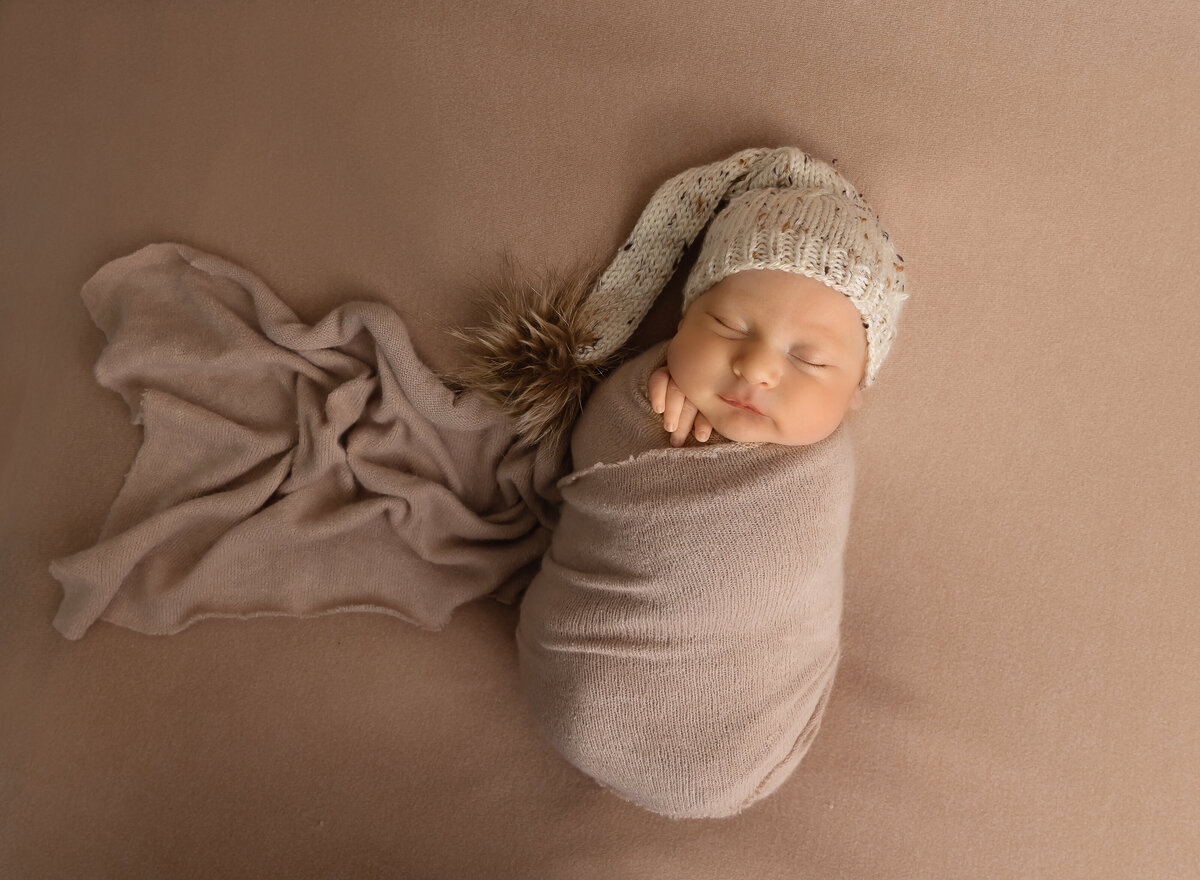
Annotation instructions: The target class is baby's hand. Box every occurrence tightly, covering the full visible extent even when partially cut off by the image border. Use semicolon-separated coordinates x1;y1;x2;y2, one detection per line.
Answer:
648;366;713;446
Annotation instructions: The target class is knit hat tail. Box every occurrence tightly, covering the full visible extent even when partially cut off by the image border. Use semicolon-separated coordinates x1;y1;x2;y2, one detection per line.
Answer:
581;146;871;363
440;146;908;449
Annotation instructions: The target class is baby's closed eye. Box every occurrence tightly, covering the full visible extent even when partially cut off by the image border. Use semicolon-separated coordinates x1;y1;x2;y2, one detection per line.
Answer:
710;315;743;336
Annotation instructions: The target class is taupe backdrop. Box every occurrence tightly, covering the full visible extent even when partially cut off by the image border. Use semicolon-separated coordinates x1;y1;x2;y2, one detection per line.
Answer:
2;1;1197;878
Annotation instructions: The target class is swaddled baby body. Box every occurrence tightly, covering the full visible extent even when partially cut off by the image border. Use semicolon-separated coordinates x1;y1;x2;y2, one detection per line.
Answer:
515;267;862;818
516;338;854;818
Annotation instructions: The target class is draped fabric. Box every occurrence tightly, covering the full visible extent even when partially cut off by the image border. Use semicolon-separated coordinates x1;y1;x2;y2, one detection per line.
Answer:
49;243;567;640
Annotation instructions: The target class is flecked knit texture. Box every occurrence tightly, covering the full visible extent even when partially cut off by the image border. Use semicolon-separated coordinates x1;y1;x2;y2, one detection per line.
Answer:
516;339;853;819
581;146;909;389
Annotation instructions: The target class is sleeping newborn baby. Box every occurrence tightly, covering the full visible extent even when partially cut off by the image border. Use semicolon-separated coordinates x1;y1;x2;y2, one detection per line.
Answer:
649;267;867;449
516;269;868;819
446;146;909;818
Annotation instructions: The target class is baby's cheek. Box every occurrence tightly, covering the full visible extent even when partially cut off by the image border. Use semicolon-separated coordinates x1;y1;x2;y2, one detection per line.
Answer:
694;398;725;428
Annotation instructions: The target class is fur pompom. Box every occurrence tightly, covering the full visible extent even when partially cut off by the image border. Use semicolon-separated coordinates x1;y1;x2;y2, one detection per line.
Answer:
437;250;627;451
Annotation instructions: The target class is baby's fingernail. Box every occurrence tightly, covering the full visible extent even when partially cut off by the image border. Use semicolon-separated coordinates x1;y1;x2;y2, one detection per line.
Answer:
699;433;709;442
665;422;675;432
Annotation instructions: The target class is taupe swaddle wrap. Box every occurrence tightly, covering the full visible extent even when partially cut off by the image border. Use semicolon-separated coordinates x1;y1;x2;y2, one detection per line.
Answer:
517;339;855;819
48;243;567;640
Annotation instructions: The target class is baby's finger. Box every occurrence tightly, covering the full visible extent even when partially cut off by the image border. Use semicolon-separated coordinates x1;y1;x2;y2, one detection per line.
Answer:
662;378;688;433
647;367;670;414
670;399;700;447
693;412;713;443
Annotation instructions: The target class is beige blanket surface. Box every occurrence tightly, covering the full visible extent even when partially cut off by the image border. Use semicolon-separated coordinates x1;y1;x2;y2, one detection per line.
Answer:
49;243;567;640
515;340;855;819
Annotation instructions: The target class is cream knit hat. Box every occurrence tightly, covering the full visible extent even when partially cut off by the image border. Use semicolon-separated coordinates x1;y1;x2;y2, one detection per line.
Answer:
442;145;910;448
580;146;910;390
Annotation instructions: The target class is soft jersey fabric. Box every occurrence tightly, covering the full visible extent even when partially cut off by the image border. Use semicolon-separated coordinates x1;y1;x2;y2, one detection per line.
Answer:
516;339;855;819
48;243;566;640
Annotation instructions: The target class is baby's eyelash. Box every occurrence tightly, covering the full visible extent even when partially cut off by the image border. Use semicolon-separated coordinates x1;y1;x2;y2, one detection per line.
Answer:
710;316;825;367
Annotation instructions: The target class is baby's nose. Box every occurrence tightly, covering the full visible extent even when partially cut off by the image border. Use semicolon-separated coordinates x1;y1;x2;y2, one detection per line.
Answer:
733;347;783;385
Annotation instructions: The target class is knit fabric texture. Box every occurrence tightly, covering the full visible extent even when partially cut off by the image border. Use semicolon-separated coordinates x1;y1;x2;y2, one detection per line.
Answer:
516;339;853;819
48;243;567;640
580;146;909;389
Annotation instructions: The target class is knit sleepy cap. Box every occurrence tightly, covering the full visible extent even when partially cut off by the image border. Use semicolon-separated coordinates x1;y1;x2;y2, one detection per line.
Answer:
580;146;910;390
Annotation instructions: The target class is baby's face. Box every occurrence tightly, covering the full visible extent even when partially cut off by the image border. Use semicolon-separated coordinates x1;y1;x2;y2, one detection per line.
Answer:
666;269;868;446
